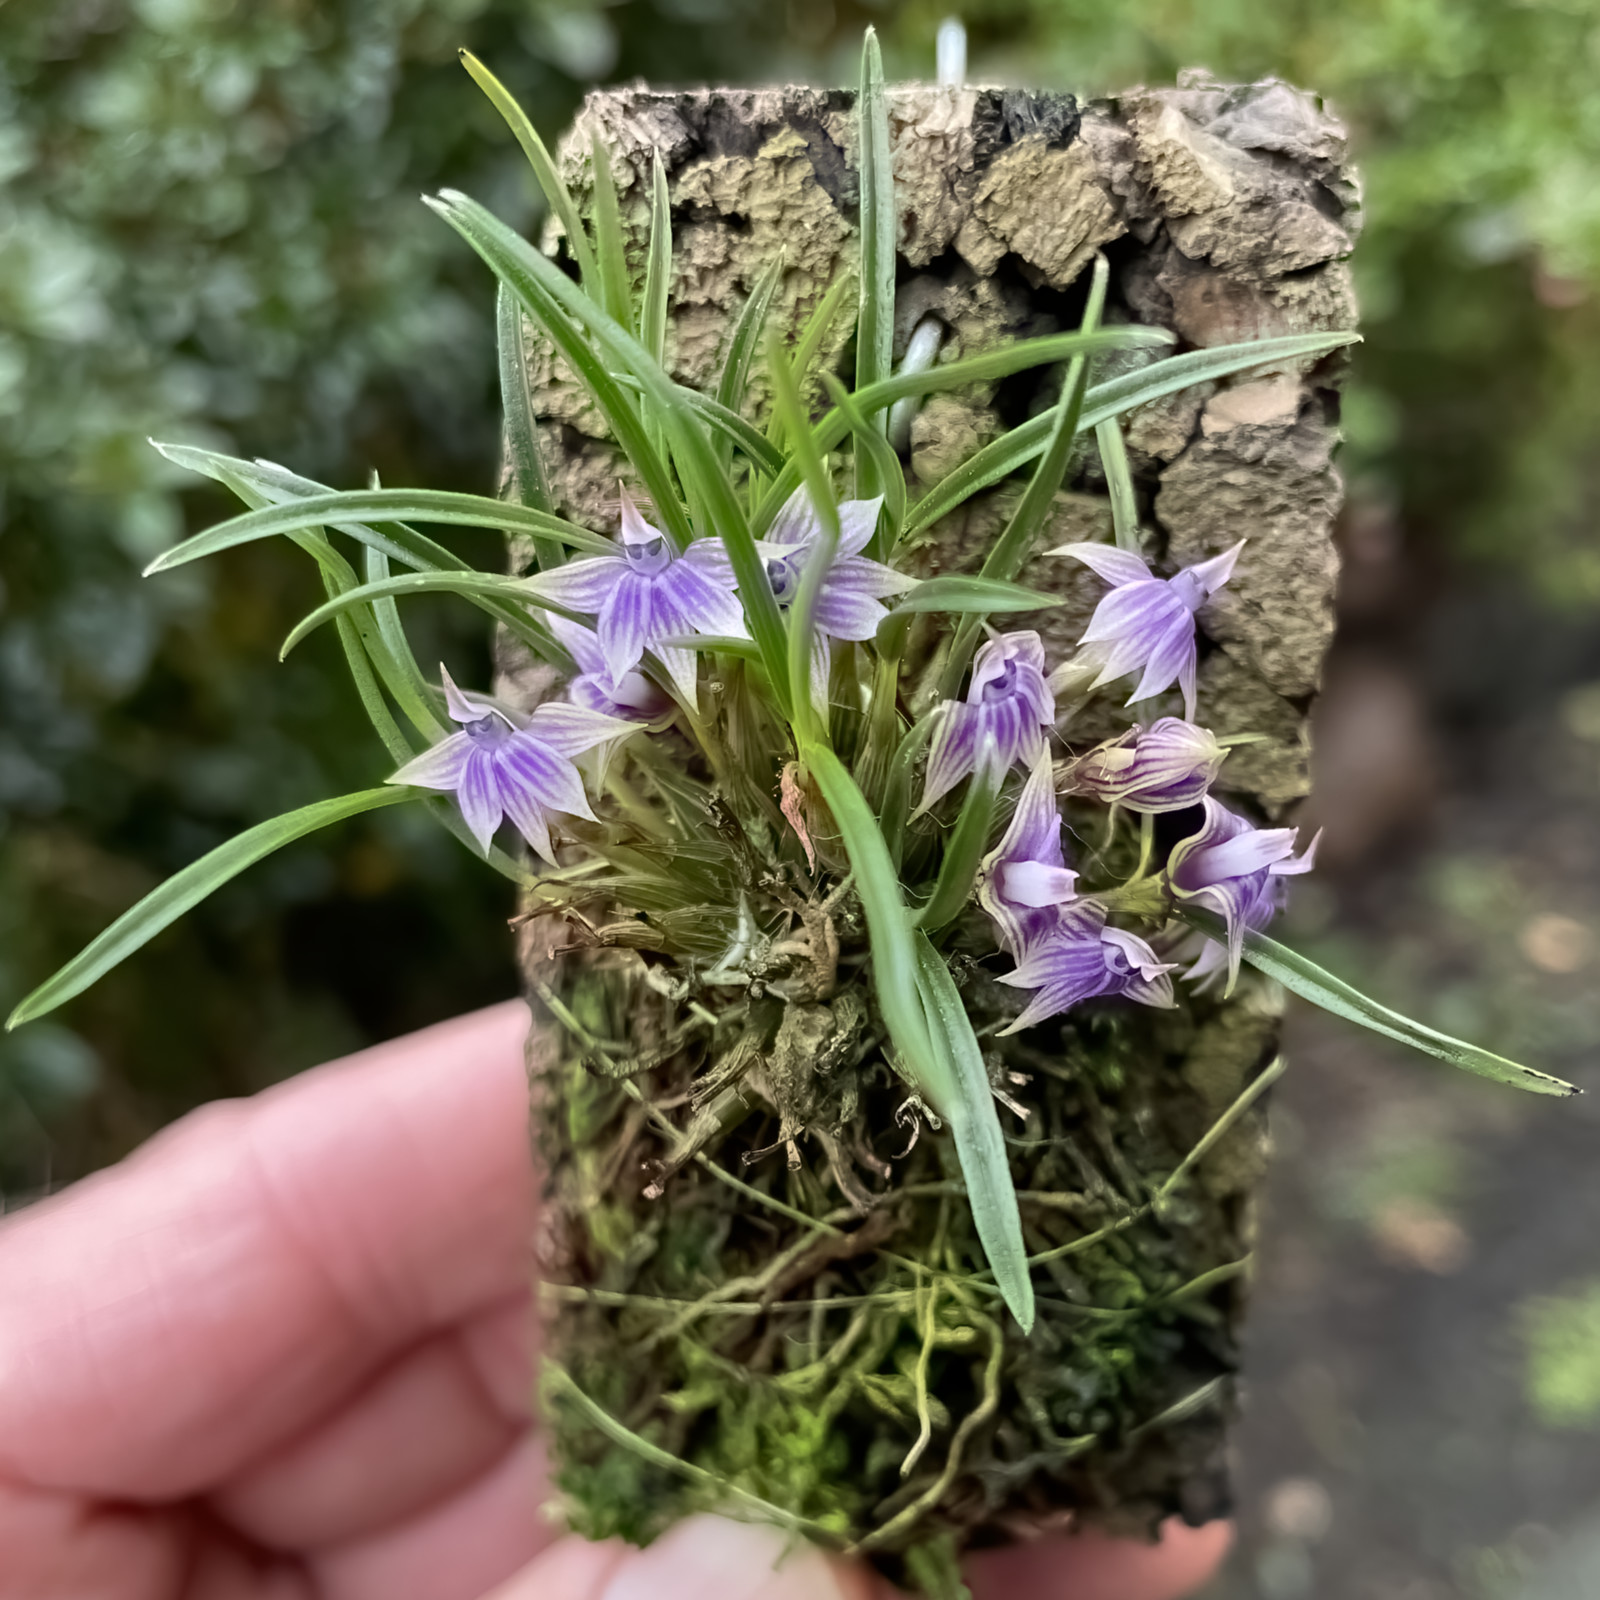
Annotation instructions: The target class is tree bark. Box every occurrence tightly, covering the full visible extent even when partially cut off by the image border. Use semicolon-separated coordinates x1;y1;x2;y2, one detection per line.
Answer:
505;70;1357;1570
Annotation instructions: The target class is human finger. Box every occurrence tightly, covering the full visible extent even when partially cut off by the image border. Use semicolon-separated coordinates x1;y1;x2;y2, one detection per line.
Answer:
0;1000;534;1501
484;1517;883;1600
965;1516;1233;1600
311;1432;553;1600
213;1294;533;1550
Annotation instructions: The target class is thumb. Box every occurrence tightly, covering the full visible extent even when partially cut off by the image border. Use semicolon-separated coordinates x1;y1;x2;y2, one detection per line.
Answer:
484;1516;881;1600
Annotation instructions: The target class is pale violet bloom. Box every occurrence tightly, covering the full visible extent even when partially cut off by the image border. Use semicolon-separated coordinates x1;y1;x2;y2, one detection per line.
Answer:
389;667;635;860
1062;540;1245;720
520;494;746;710
547;615;674;729
1065;717;1226;814
997;900;1176;1035
977;754;1078;957
759;487;915;704
918;631;1055;814
1167;796;1319;992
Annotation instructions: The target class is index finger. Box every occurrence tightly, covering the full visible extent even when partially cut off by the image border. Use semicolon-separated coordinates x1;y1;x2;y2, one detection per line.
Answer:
0;1000;535;1500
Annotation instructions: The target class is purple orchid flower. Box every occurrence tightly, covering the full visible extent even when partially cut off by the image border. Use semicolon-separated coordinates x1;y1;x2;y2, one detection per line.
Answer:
758;487;915;704
997;899;1176;1035
519;493;746;710
547;614;675;729
917;631;1057;814
1065;717;1227;813
977;754;1079;957
1167;796;1319;992
1060;540;1245;720
388;667;635;860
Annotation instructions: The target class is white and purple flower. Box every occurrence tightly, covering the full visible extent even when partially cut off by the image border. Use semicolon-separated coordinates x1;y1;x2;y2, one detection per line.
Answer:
1167;796;1319;991
977;754;1079;957
1061;540;1245;720
547;614;675;729
997;899;1176;1035
1065;717;1226;814
758;487;916;704
917;631;1056;814
519;494;746;710
388;667;634;860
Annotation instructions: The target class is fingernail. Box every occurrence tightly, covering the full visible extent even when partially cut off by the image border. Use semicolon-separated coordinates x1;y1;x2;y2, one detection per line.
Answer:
599;1515;855;1600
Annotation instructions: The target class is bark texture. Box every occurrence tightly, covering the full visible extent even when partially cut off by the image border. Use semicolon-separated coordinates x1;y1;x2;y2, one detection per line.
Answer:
505;70;1357;1576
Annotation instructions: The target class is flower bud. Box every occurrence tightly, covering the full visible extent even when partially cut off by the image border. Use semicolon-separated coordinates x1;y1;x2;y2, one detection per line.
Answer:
1065;717;1226;813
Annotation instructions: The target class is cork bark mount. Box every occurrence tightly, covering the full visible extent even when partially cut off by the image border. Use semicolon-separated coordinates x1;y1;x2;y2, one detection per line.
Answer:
511;71;1357;1571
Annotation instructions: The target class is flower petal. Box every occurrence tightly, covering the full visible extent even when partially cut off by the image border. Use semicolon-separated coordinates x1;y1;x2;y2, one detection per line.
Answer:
519;555;625;612
597;571;656;686
545;615;607;677
388;731;473;791
455;748;505;853
837;496;885;557
527;701;640;757
998;860;1079;907
1060;543;1153;586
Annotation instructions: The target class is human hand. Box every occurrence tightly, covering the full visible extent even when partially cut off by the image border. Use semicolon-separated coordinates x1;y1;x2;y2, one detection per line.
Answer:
0;1002;1231;1600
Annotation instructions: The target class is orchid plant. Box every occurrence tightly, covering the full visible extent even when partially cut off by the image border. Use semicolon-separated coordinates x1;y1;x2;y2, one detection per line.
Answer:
8;34;1575;1339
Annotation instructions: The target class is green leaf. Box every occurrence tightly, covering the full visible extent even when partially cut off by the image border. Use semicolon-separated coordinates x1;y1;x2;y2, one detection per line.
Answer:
912;931;1035;1332
770;327;840;742
427;188;792;712
823;373;904;556
938;256;1109;698
904;329;1362;538
7;788;423;1030
589;133;633;330
715;252;784;437
497;283;560;568
751;325;1171;534
1174;906;1579;1098
641;151;672;363
767;272;856;453
144;488;615;575
804;743;934;1071
362;541;449;736
458;50;598;292
886;574;1063;621
677;388;786;478
854;27;895;500
915;764;1000;935
1097;412;1141;552
281;569;563;658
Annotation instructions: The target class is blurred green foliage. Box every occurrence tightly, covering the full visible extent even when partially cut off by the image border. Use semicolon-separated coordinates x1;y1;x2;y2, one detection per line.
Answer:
7;0;1600;1190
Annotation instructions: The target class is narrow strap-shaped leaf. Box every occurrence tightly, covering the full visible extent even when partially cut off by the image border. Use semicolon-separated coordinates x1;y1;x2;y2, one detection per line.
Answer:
641;151;672;363
427;188;791;715
282;570;574;657
766;272;856;452
750;325;1171;535
1174;906;1579;1097
471;237;698;553
363;543;449;738
715;252;784;428
804;743;935;1071
937;257;1109;698
912;931;1035;1332
823;373;904;556
886;574;1063;619
904;329;1361;538
589;133;633;330
770;329;840;743
1097;413;1141;552
676;388;785;477
854;27;895;501
144;489;616;575
6;788;423;1029
458;51;599;291
497;283;561;571
915;764;1000;934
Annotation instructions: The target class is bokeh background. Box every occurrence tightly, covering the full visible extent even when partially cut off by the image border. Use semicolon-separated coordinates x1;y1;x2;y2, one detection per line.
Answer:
5;1;1600;1594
